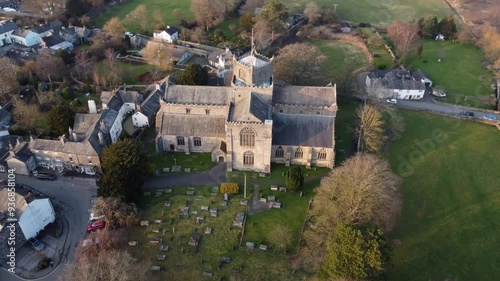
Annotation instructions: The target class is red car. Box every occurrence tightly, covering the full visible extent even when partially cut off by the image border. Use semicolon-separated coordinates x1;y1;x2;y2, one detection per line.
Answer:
87;220;106;232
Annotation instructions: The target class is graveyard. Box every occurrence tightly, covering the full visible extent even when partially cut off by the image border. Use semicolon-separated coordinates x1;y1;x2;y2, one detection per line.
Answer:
128;184;317;280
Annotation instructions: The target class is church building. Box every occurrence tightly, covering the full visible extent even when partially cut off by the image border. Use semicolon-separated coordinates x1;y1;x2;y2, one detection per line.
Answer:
155;46;338;173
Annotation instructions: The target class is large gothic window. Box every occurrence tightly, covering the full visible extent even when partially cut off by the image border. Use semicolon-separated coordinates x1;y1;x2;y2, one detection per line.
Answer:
240;127;255;147
295;147;303;159
275;146;284;158
243;151;254;165
177;136;185;146
318;149;327;160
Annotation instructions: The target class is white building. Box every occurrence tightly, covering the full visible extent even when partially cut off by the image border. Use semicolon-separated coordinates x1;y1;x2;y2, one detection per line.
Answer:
0;188;55;240
0;20;18;47
153;26;179;43
10;28;40;47
366;69;433;100
132;84;164;128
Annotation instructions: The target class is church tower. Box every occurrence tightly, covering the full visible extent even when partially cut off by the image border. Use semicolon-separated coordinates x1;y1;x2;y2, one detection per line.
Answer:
231;30;273;88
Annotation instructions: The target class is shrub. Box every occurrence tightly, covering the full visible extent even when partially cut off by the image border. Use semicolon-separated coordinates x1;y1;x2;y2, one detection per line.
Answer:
61;87;74;100
38;257;51;270
220;183;239;194
285;166;304;192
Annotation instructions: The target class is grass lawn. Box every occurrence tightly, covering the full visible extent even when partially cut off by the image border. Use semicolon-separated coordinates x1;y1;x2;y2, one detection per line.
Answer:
212;18;240;40
334;99;358;165
386;111;500;281
95;0;193;33
244;180;320;253
227;163;330;183
146;143;214;174
311;40;370;84
286;0;452;25
358;27;394;69
34;112;49;131
406;40;494;107
96;61;155;85
129;186;306;280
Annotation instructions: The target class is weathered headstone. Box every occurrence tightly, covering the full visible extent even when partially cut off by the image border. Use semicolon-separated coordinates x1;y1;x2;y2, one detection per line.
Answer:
140;220;149;226
259;244;268;251
191;211;198;215
220;256;231;264
246;242;254;249
164;200;172;207
149;237;162;244
224;193;229;201
279;187;287;192
159;245;169;251
202;272;213;278
267;196;276;202
165;189;172;193
151;266;161;271
205;227;212;234
184;168;191;172
220;200;228;206
270;185;278;191
163;168;170;172
240;199;248;206
200;205;209;211
260;198;267;203
151;227;160;233
186;190;195;195
128;241;138;246
154;219;162;224
157;255;166;261
272;202;282;209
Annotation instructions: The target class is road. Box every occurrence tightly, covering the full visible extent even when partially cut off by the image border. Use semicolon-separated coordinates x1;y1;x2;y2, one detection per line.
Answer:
0;175;96;281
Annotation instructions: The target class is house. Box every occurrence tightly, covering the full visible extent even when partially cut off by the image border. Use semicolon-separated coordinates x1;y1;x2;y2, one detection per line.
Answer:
155;46;337;173
208;48;233;70
40;33;73;51
0;20;18;47
0;186;56;240
0;107;11;129
7;47;38;63
435;33;445;41
170;48;192;65
29;82;164;175
6;139;36;175
58;27;78;44
9;28;40;47
153;26;179;43
132;83;165;128
340;22;352;33
365;69;433;100
73;26;91;44
0;135;21;173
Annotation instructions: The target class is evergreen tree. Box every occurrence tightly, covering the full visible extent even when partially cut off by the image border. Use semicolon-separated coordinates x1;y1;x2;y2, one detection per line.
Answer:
97;139;148;204
439;15;457;39
285;166;304;191
47;104;75;136
418;16;439;38
177;64;209;85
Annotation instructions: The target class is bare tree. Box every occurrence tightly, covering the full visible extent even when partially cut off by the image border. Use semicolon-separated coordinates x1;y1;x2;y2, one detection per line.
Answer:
253;18;272;49
239;0;264;15
73;50;95;83
355;104;386;152
190;27;208;43
387;19;420;62
0;57;19;103
478;23;500;78
103;17;125;35
125;4;149;32
23;0;66;21
80;15;92;27
74;229;127;260
64;249;150;281
191;0;226;31
267;224;293;253
154;10;166;30
87;0;103;8
304;1;321;26
299;154;401;269
103;48;122;87
34;49;65;85
12;98;40;129
92;197;139;230
274;43;326;85
142;42;173;72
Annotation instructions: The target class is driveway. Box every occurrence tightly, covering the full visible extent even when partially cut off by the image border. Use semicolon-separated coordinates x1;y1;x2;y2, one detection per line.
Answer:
0;175;96;281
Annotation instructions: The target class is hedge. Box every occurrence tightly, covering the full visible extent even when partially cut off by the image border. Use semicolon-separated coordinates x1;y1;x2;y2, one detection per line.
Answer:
220;183;239;194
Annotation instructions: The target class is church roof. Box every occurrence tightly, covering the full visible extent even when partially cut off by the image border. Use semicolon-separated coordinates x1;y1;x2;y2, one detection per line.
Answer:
239;55;269;68
230;92;270;123
272;113;335;147
160;114;226;138
164;85;230;105
273;86;336;107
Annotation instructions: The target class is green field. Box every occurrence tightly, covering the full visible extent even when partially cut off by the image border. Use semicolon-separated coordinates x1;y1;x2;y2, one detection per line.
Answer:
358;27;394;69
129;186;306;281
311;40;370;84
407;40;494;107
95;0;193;32
96;61;155;84
386;111;500;280
287;0;452;25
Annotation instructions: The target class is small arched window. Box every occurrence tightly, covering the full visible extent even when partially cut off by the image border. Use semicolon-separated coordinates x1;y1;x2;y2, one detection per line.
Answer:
295;147;303;159
243;151;254;165
240;127;255;147
318;149;327;160
275;146;284;158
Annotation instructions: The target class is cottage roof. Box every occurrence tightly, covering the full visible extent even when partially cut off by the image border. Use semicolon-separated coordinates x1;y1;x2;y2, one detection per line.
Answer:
74;26;91;38
0;20;18;34
165;26;179;35
7;142;33;162
41;34;65;47
159;114;226;138
272;113;335;147
32;24;53;34
141;89;162;118
164;85;230;105
29;138;99;156
171;48;188;60
0;135;22;166
273;86;336;107
11;28;32;38
73;113;100;134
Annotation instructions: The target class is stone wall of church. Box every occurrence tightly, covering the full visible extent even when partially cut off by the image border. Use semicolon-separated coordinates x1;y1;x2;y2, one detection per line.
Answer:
272;104;337;116
226;122;272;173
159;135;224;155
270;145;335;168
232;60;253;86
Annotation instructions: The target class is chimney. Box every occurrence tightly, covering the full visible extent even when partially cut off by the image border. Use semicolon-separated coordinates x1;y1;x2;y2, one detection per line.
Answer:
72;132;78;142
98;131;104;145
29;133;34;143
60;134;66;145
100;120;106;130
8;142;14;157
16;138;21;148
136;103;141;112
88;100;97;113
68;126;73;139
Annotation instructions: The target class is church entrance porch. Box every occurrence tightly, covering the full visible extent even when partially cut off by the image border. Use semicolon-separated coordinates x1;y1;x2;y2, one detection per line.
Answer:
218;156;225;163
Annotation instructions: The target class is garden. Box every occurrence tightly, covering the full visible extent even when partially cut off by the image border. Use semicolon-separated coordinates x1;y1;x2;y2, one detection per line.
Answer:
386;110;500;280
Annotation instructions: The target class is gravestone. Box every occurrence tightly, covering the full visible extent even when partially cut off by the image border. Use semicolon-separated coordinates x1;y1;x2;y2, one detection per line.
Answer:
184;168;191;172
154;219;162;224
163;168;170;172
260;198;267;203
151;227;160;233
165;189;172;194
159;245;169;251
220;256;231;264
140;220;149;226
185;199;191;206
151;266;161;271
267;196;275;202
220;200;228;206
143;192;151;197
181;207;189;216
259;173;266;177
149;237;162;244
240;199;248;206
224;193;229;201
191;211;198;215
202;272;213;278
259;244;268;251
270;185;278;191
186;190;195;195
205;227;212;234
272;202;282;209
128;241;138;246
171;166;181;172
201;205;209;211
210;193;218;197
246;242;254;249
157;255;166;261
211;186;219;193
164;200;172;207
279;187;287;192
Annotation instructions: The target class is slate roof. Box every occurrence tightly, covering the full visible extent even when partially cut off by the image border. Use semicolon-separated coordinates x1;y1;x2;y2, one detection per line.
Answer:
165;26;179;35
164;85;230;105
11;28;32;38
273;86;336;107
0;108;10;121
272;113;335;147
367;69;428;90
159;114;226;138
73;113;100;135
0;20;17;34
0;135;22;166
141;89;162;118
41;34;65;47
230;92;270;123
29;138;99;156
0;187;28;220
238;52;270;68
32;24;53;34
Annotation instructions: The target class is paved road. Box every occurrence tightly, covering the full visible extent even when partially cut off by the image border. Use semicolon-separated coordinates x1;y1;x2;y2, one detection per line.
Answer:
396;99;500;121
0;175;96;281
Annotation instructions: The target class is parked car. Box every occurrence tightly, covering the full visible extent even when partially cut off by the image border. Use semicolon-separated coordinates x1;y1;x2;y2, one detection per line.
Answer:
28;238;45;251
459;111;474;117
482;114;497;120
87;220;106;232
37;173;56;181
386;98;397;104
